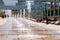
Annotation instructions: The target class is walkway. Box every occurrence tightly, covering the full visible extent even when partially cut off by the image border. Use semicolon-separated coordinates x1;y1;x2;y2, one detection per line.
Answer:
0;17;60;40
19;18;60;34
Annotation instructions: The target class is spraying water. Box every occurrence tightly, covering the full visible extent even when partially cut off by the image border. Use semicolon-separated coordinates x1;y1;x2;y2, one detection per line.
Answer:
26;1;31;18
26;1;35;39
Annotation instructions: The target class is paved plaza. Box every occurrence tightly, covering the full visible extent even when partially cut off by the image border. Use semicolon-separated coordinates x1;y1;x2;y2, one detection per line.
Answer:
0;17;60;40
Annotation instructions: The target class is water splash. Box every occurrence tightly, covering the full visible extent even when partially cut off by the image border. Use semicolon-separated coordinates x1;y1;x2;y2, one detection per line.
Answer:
26;1;31;18
26;1;34;18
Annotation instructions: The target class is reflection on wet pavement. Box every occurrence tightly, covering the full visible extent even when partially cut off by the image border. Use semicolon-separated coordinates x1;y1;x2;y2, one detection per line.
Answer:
0;18;8;25
0;17;60;40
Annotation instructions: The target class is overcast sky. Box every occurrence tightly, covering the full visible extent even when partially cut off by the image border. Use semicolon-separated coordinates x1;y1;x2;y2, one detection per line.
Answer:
2;0;60;6
3;0;18;6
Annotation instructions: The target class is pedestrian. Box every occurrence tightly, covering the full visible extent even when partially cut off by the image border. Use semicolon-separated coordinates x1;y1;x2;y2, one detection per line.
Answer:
58;18;60;25
46;16;49;24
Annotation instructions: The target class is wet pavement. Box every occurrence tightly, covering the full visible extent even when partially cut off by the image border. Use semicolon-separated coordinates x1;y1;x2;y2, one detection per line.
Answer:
0;17;60;40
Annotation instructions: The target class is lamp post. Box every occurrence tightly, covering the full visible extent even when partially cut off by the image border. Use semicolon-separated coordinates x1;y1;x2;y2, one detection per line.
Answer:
58;0;59;17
